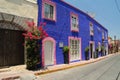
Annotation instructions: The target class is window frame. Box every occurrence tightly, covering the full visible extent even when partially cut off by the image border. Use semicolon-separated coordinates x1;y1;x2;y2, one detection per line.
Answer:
102;31;105;39
70;12;79;32
98;42;101;52
105;31;108;40
69;37;81;61
42;0;56;21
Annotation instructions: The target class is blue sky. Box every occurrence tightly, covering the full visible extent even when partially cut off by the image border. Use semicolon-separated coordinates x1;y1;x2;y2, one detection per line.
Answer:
64;0;120;40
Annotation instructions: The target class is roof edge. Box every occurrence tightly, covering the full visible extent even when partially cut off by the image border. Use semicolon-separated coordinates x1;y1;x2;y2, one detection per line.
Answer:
60;0;108;31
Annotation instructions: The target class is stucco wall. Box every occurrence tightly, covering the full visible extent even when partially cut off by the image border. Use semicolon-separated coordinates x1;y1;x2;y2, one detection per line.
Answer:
38;0;108;64
0;0;38;24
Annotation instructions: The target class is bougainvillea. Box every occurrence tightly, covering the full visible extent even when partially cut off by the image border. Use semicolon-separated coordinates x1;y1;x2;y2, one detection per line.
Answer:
23;21;48;70
23;21;48;40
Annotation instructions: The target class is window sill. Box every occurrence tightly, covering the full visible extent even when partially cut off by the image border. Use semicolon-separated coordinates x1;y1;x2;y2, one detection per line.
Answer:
71;30;79;32
70;59;80;63
43;18;56;22
90;33;94;36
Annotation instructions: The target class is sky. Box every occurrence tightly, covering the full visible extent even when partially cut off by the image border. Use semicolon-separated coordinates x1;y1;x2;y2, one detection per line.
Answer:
64;0;120;40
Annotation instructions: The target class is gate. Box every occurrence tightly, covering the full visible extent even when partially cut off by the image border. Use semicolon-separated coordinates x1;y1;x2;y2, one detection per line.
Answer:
0;29;24;67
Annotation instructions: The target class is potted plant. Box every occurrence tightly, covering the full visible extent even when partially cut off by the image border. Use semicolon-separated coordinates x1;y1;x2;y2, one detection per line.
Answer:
85;47;89;60
95;47;99;58
63;46;69;64
101;46;105;56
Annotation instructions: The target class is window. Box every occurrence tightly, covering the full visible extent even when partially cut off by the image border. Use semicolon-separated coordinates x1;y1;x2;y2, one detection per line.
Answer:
42;0;56;21
98;42;101;52
69;38;80;61
102;31;104;39
44;3;54;19
71;13;79;32
89;22;94;35
105;32;108;40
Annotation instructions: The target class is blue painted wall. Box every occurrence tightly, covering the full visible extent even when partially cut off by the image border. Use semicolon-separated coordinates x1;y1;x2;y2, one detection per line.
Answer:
38;0;108;64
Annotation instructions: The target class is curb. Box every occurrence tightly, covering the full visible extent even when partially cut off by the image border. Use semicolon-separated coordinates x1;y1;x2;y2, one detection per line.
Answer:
35;56;107;76
1;76;20;80
1;54;114;79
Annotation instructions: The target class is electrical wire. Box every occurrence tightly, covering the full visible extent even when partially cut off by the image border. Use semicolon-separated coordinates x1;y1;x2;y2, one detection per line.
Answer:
115;0;120;14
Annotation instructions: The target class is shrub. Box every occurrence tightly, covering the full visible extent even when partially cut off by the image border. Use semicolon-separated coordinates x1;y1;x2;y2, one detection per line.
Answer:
85;47;89;53
63;46;69;53
23;21;48;70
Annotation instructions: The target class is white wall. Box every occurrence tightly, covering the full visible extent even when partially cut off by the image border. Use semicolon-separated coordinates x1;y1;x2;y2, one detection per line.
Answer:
0;0;38;24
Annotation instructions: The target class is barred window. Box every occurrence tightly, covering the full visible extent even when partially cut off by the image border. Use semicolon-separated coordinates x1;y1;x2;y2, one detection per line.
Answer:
71;13;79;32
69;38;80;61
89;22;94;35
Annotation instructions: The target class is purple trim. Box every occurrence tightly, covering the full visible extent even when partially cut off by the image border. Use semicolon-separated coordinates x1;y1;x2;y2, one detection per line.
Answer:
42;0;56;21
42;37;56;67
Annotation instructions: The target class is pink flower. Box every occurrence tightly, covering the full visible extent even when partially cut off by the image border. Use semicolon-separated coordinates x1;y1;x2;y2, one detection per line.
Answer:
40;22;43;26
45;33;49;37
27;32;32;37
43;22;46;26
30;36;33;40
26;21;35;28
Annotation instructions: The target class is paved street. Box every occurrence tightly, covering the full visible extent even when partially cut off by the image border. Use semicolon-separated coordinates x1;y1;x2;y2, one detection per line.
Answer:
38;53;120;80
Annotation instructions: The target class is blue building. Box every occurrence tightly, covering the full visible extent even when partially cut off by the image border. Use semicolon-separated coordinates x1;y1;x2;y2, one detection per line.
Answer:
37;0;108;67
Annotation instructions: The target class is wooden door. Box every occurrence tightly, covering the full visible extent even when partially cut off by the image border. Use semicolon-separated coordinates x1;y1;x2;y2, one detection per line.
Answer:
0;29;24;67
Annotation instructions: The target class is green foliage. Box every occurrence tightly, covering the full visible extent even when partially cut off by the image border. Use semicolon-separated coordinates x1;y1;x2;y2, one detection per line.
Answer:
85;47;89;53
23;22;48;70
63;46;69;53
101;46;105;51
96;47;99;51
26;39;40;70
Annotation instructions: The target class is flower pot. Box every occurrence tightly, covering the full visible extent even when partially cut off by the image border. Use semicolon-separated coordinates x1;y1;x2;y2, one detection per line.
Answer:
63;53;69;64
85;52;89;60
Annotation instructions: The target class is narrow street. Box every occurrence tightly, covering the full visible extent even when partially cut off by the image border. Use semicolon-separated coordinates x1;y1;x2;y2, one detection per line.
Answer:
38;53;120;80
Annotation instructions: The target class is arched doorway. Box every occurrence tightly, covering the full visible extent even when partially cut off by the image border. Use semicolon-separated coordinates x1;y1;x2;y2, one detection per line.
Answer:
42;37;56;66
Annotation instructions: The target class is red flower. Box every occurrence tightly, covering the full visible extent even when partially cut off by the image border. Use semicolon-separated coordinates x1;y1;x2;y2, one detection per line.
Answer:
38;27;43;31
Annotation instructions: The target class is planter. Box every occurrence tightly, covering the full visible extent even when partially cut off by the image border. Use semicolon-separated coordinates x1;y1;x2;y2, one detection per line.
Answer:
85;52;89;60
85;47;89;60
63;53;69;64
63;46;69;64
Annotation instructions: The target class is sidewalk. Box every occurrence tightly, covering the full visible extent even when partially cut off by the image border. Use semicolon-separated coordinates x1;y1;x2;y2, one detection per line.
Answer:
0;54;115;80
34;54;113;75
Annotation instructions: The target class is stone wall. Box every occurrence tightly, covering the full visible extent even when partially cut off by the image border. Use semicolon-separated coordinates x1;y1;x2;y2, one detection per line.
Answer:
0;0;38;25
